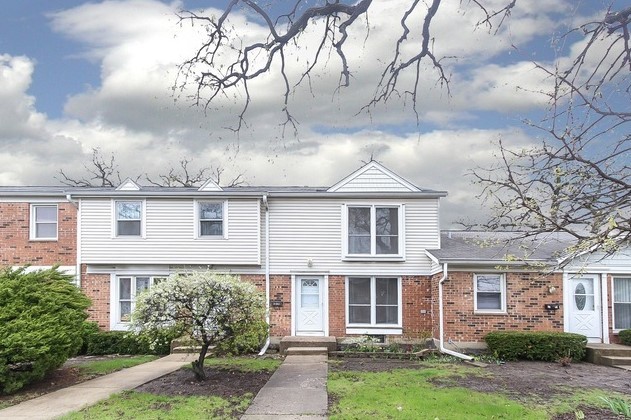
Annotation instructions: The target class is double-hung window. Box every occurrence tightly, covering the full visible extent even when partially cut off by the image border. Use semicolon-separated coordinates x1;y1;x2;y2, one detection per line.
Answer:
30;204;58;240
197;201;224;237
347;277;400;327
115;201;142;236
614;277;631;330
346;205;401;257
117;275;165;323
474;274;506;313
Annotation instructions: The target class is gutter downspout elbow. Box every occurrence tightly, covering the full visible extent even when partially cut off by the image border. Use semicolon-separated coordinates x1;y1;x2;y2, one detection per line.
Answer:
439;262;473;361
258;194;271;356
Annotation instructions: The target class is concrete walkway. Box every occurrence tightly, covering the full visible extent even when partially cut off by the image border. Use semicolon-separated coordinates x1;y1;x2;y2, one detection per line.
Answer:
0;353;197;420
241;354;328;420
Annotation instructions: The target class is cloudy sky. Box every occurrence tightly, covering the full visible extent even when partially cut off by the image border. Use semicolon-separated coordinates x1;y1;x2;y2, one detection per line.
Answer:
0;0;611;226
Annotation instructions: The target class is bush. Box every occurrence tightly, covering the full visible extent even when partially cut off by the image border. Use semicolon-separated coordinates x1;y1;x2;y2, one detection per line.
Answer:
485;331;587;362
0;267;91;394
78;321;101;355
619;329;631;346
86;327;181;356
215;319;268;356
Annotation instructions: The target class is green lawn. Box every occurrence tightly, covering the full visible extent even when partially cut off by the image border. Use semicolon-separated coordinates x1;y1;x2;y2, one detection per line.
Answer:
78;355;159;376
327;361;631;419
61;356;281;420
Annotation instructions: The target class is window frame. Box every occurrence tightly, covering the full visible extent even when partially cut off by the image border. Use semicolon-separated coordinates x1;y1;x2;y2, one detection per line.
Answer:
345;276;402;333
113;199;145;238
342;204;404;260
113;275;165;328
613;276;631;332
30;204;59;241
194;200;227;239
473;273;507;314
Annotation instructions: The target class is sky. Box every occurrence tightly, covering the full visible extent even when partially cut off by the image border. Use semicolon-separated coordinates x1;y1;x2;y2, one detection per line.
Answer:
0;0;613;226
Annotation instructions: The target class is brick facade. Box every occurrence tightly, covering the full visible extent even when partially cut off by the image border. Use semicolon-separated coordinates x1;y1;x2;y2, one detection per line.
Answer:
80;265;111;329
0;202;76;266
440;271;564;342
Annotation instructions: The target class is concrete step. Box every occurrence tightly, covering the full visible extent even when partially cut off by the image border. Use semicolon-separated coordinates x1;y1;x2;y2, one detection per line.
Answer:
279;336;337;355
614;365;631;371
285;346;329;356
599;356;631;366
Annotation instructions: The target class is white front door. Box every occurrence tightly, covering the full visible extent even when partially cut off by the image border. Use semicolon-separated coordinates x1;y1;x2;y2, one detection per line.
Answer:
295;276;325;336
567;275;602;341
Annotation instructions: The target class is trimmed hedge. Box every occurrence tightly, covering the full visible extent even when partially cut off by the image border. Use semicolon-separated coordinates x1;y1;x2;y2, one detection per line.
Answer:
619;329;631;346
0;267;91;394
85;328;180;356
485;331;587;362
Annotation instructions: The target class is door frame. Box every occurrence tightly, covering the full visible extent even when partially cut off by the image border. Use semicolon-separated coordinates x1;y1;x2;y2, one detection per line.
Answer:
291;274;329;336
563;273;604;343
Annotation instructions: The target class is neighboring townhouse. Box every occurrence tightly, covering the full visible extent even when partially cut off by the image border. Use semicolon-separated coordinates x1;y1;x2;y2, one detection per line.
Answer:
1;161;630;348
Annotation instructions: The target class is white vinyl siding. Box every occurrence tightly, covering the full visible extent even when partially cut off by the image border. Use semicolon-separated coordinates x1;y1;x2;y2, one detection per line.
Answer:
30;204;58;240
268;198;438;275
81;198;260;265
332;166;415;192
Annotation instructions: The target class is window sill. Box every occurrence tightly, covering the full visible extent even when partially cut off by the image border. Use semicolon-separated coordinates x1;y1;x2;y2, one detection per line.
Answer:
195;236;227;240
342;255;405;262
474;310;507;316
29;238;58;242
346;327;402;335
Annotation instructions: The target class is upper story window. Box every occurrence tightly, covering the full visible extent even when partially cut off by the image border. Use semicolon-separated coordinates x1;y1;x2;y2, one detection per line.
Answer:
474;274;506;313
195;201;225;238
115;201;142;237
30;204;58;240
346;205;402;258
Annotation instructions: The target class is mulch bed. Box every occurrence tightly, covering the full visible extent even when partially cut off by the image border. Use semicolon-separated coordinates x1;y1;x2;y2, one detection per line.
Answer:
134;366;273;399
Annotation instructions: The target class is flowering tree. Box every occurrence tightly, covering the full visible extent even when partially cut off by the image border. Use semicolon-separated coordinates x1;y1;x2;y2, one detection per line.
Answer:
132;272;266;380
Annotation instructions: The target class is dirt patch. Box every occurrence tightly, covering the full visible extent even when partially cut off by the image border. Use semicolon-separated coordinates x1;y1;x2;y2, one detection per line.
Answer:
135;366;274;399
331;358;631;417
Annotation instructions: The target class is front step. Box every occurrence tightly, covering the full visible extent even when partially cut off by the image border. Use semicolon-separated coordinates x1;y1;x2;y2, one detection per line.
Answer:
586;343;631;366
600;356;631;367
279;336;336;355
286;347;329;356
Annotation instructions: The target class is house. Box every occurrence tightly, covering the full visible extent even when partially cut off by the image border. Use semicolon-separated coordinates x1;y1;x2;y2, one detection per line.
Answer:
1;161;630;348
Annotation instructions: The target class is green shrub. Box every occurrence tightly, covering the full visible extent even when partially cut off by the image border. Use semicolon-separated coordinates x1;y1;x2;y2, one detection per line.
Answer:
0;267;91;394
485;331;587;362
619;329;631;346
78;321;101;355
86;327;181;356
214;319;268;356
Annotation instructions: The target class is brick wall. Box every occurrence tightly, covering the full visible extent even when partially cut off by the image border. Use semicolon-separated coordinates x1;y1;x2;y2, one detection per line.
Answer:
0;202;76;266
269;275;291;336
81;265;110;329
328;275;345;336
441;271;563;342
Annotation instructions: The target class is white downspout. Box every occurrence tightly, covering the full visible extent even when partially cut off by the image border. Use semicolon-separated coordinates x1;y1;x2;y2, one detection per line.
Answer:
439;262;474;361
66;194;81;289
258;194;271;356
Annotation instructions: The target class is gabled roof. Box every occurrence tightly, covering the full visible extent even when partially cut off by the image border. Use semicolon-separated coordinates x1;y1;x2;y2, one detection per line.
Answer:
197;179;223;192
427;231;575;265
116;178;141;191
328;161;431;193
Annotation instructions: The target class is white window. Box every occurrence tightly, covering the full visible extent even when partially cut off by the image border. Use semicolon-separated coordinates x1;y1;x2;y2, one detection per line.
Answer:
196;201;225;238
347;277;400;326
474;274;506;313
117;275;165;323
115;201;142;237
30;204;58;240
345;205;402;257
614;277;631;330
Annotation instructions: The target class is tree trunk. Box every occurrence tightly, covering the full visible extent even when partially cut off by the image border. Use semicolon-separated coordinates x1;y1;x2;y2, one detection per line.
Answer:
191;343;209;381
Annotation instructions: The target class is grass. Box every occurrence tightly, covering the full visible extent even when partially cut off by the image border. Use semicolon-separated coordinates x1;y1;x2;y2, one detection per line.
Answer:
60;391;250;420
61;356;281;419
78;355;159;376
328;365;548;419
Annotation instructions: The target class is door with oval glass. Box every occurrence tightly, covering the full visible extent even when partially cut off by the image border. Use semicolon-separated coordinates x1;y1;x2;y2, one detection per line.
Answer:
295;276;325;336
567;274;602;341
